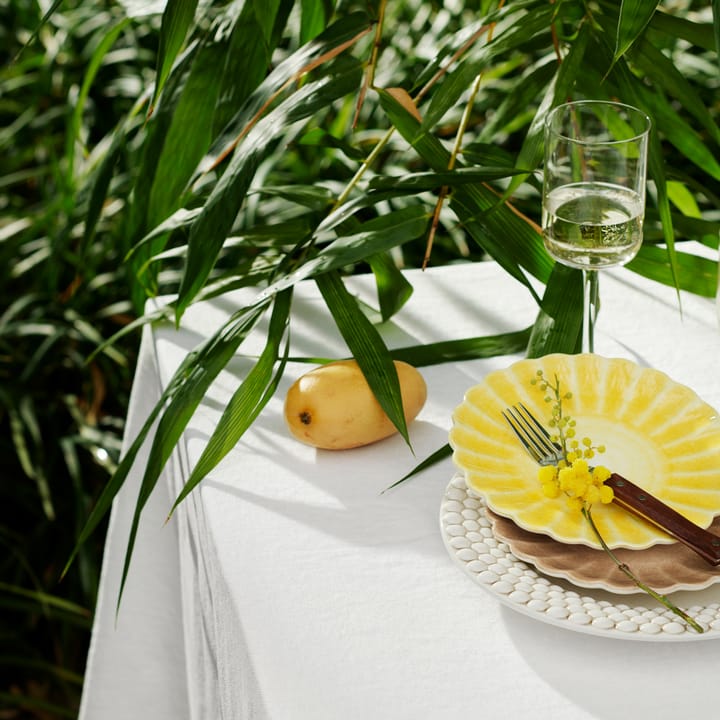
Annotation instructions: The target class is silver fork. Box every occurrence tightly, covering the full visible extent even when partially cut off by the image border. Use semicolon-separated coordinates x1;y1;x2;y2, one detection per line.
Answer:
502;403;720;567
501;403;564;467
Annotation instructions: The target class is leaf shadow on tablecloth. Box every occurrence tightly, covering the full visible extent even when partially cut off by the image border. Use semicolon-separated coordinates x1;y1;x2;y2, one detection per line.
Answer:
502;608;717;720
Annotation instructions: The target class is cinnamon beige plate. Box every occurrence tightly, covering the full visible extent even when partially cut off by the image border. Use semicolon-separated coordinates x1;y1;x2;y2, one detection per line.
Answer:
489;508;720;594
449;354;720;550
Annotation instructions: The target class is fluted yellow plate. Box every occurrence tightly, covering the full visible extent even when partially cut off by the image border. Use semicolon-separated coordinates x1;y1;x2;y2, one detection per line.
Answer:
449;354;720;550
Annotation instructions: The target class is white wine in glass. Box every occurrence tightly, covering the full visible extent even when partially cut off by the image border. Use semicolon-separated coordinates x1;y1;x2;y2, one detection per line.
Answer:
542;100;651;353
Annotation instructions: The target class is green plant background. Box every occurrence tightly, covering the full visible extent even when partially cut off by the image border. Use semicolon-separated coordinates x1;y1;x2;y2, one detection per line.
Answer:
2;0;719;716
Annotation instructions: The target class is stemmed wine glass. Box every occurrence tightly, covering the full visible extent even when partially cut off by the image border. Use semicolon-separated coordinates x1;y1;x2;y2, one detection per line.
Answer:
542;100;651;353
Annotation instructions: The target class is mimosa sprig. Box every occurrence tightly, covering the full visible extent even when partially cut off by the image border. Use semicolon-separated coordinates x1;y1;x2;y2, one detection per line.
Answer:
531;369;704;634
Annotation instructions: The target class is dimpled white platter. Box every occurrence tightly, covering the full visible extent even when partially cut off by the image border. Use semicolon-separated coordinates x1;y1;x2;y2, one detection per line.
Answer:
440;473;720;641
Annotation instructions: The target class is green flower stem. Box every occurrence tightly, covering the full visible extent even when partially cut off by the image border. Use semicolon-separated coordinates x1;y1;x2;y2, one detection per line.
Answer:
582;507;704;634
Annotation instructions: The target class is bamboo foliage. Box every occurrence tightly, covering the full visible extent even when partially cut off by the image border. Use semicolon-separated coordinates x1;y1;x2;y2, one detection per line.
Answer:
57;0;720;605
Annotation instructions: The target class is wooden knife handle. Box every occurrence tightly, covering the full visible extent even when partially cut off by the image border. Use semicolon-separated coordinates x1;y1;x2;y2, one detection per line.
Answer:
604;473;720;567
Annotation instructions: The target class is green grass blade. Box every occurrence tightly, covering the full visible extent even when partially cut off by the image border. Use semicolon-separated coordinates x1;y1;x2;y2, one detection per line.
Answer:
315;270;410;447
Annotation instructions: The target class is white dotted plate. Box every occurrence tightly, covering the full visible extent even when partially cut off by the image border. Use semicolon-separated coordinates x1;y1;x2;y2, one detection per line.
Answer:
440;473;720;641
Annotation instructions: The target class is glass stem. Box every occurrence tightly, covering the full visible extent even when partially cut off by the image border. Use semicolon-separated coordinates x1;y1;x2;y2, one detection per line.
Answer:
582;269;598;354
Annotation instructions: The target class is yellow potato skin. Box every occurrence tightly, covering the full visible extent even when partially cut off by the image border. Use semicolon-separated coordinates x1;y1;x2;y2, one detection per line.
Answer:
284;359;427;450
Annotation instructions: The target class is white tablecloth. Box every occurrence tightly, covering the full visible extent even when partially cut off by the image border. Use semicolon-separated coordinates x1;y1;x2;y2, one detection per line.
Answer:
80;259;720;720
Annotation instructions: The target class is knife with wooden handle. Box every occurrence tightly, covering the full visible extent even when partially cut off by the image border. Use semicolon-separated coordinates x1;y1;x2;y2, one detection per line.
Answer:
604;473;720;566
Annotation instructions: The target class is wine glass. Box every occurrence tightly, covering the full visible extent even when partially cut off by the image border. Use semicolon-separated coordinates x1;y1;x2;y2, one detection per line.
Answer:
542;100;651;353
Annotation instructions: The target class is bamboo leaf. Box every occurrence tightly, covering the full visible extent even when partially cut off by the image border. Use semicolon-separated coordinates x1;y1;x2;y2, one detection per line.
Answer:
614;0;659;62
607;50;683;298
715;0;720;58
368;252;414;322
382;443;453;493
81;130;126;254
212;1;289;134
630;37;720;146
66;17;132;187
257;206;429;295
649;8;715;51
627;245;718;297
421;4;553;129
115;301;269;609
390;328;532;366
147;35;228;225
151;0;199;112
196;12;371;179
526;263;583;357
315;271;410;447
300;0;331;42
175;62;362;323
62;341;194;579
368;167;527;193
379;88;552;298
477;59;556;144
508;22;591;197
168;289;292;515
252;0;283;41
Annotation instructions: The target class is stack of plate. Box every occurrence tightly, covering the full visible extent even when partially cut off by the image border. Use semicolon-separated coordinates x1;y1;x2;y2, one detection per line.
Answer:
443;354;720;640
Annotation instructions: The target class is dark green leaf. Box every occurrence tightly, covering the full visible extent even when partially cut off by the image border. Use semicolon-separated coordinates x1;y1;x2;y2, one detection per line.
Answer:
526;263;583;357
421;4;553;129
300;0;330;42
382;443;453;493
271;206;429;291
507;21;591;196
368;167;527;193
151;0;199;112
390;328;532;366
627;245;718;298
630;37;720;146
379;88;552;298
66;17;132;186
176;62;362;322
368;253;414;322
299;127;366;161
649;8;715;51
169;289;292;514
714;0;720;72
115;301;270;609
148;35;228;225
614;0;659;62
315;271;410;447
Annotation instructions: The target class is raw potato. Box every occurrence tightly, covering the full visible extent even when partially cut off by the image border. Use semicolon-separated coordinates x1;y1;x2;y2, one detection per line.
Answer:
284;359;427;450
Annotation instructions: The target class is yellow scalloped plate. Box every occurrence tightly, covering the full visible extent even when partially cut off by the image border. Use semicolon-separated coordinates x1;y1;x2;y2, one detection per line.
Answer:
449;354;720;550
